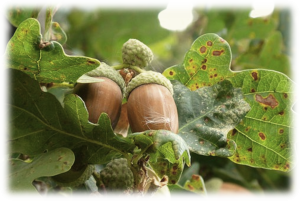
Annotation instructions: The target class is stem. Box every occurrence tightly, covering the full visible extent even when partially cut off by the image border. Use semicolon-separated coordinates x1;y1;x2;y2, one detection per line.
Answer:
52;82;74;88
44;0;53;41
112;64;146;74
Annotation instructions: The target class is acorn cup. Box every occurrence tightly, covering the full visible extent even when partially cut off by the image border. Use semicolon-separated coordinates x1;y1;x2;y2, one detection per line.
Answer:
74;63;125;128
122;39;154;68
125;71;178;133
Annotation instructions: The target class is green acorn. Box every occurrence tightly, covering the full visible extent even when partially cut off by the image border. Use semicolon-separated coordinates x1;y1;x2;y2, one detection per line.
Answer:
122;39;154;68
125;71;178;133
100;158;134;192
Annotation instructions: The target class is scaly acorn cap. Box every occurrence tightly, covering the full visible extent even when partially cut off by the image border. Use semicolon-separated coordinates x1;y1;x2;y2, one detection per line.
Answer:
52;164;95;187
86;62;126;95
122;39;154;68
125;71;173;99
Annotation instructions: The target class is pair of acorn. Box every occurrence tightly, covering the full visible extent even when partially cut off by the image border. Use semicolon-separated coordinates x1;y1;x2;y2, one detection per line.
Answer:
74;39;178;134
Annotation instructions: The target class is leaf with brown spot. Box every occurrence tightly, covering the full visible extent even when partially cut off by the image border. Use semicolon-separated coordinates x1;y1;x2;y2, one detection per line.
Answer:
183;174;206;194
9;148;75;192
228;70;294;172
6;18;100;83
163;33;233;91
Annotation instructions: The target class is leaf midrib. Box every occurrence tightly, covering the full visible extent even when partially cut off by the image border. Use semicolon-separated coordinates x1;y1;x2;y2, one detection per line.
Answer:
10;104;126;156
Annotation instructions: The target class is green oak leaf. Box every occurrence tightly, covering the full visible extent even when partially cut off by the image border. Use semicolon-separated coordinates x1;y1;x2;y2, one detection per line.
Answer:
227;70;294;172
9;147;75;192
9;69;135;164
163;33;294;171
128;130;191;167
163;33;234;91
6;18;100;83
183;174;206;194
168;184;205;200
173;80;250;157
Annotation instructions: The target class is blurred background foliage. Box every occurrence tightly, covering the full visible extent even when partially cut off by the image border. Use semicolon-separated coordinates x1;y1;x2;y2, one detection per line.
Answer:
7;5;292;193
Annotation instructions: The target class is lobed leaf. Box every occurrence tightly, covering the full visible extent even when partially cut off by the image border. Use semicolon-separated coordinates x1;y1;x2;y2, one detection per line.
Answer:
163;33;233;91
9;69;135;164
227;70;294;172
6;18;100;84
9;147;75;192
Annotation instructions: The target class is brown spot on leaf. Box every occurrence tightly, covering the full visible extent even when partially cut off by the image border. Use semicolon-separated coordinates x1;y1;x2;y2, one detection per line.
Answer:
250;159;255;164
87;60;96;64
283;93;288;99
192;174;201;181
258;132;266;140
189;59;193;63
187;184;194;190
247;147;253;152
212;49;224;56
199;140;204;145
169;71;174;76
200;46;206;53
171;180;177;184
207;41;213;46
201;65;207;70
284;163;290;170
255;94;278;108
251;71;258;81
214;74;217;77
280;143;286;149
279;129;284;134
251;88;256;93
231;129;237;136
201;58;207;64
279;111;284;115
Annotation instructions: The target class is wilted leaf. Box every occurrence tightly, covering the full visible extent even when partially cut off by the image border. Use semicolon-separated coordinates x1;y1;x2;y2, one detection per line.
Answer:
9;147;74;192
128;130;191;167
9;69;135;164
227;70;294;172
173;80;250;157
6;18;100;83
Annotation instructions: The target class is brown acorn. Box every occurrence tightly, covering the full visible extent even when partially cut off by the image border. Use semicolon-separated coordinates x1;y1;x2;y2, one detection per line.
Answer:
126;71;178;133
74;63;125;128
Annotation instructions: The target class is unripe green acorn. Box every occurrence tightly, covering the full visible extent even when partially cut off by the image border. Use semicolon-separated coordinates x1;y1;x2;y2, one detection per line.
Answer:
74;63;125;128
122;39;153;68
126;71;178;133
100;158;134;192
52;164;95;187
